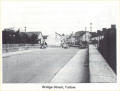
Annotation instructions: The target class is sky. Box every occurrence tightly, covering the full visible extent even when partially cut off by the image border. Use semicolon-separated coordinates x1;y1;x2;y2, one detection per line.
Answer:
1;1;120;44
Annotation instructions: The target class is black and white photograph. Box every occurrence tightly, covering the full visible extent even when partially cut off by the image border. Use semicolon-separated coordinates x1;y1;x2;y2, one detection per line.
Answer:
1;0;119;87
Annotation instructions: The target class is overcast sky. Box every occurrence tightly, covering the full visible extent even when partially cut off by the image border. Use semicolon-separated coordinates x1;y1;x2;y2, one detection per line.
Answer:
2;1;119;33
1;1;119;44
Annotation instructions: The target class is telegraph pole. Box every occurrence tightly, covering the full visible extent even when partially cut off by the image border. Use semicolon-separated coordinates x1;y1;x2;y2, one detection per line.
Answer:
90;22;92;32
90;22;92;41
24;26;27;46
24;26;27;32
85;27;87;42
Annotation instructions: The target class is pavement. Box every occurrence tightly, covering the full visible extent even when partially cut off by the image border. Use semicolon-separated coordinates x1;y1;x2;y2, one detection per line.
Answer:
51;48;89;83
89;45;116;83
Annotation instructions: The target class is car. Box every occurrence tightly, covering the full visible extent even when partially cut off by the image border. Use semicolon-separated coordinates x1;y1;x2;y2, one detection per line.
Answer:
61;43;69;49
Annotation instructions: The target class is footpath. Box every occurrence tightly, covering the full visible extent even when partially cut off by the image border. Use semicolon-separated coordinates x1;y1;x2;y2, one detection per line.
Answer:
51;48;89;83
51;45;116;83
89;45;116;83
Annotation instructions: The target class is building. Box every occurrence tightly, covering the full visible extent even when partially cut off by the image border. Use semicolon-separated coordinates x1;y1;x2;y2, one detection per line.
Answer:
91;31;104;41
55;31;92;46
21;31;48;44
74;31;92;44
69;34;76;45
80;31;91;42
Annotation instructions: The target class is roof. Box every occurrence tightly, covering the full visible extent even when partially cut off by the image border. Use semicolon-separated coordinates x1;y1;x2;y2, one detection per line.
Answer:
75;31;86;37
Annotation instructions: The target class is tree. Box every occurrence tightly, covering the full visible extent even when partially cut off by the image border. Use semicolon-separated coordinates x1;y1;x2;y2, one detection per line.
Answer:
2;28;16;44
29;34;38;44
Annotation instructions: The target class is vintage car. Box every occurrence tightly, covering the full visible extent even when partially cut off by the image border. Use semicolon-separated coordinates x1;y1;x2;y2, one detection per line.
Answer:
61;43;69;49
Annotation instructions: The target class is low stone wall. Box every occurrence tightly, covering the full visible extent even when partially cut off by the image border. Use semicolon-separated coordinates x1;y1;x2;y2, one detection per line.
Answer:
2;44;62;53
2;44;41;53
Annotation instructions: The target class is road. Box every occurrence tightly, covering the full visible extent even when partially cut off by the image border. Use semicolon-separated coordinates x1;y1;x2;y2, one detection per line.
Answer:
3;48;80;83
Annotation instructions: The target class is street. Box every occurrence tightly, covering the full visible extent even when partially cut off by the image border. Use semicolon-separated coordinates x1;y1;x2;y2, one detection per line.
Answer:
2;1;118;85
2;45;116;83
3;48;80;83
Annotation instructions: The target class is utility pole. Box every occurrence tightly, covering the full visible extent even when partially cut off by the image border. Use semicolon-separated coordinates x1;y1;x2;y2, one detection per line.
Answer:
90;22;92;41
24;26;27;32
90;22;92;32
85;27;87;42
24;26;27;46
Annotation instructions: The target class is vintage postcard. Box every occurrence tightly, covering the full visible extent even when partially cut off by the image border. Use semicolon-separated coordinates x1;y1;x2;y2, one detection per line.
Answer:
0;0;120;91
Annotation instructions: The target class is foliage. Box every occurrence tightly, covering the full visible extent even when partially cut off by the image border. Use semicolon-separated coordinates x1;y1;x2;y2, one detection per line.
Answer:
2;28;39;44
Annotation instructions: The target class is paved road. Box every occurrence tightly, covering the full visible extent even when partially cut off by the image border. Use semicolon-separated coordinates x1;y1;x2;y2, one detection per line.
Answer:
3;48;79;83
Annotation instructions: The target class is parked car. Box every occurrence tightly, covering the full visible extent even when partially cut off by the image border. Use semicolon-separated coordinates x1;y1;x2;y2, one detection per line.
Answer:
61;43;69;49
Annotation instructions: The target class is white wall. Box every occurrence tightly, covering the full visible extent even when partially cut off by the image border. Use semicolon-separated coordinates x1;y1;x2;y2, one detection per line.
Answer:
81;32;91;42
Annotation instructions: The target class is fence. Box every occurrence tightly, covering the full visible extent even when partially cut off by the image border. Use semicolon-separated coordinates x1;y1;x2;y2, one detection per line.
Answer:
98;28;116;73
